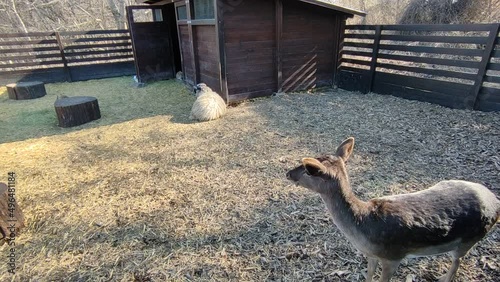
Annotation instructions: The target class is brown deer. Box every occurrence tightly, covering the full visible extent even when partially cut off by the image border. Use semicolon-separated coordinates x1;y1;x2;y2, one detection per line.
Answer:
286;137;500;282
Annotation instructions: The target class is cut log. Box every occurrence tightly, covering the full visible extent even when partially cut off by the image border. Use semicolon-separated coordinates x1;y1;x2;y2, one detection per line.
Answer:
0;183;25;245
7;81;47;100
54;96;101;128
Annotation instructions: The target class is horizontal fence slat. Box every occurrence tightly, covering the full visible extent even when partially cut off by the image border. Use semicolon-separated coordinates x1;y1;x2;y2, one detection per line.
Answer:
0;60;63;68
64;49;133;57
377;53;481;69
343;42;374;49
378;44;483;56
339;66;369;74
67;54;133;64
0;39;58;46
377;63;477;80
373;80;468;109
62;36;131;44
375;71;471;95
344;33;375;39
380;24;495;32
484;75;500;84
340;50;373;57
489;62;500;71
0;46;60;54
345;25;377;30
492;49;500;58
0;32;56;38
0;53;62;62
58;29;130;36
380;34;488;44
63;42;131;50
340;58;371;66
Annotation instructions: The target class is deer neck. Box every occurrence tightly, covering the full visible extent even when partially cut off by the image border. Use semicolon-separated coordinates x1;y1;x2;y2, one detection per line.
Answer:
318;171;369;241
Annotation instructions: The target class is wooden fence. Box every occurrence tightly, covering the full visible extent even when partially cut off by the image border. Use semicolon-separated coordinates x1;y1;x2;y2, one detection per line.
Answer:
337;23;500;111
0;30;135;86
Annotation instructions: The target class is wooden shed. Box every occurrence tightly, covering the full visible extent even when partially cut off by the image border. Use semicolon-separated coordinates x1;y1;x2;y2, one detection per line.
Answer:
129;0;365;102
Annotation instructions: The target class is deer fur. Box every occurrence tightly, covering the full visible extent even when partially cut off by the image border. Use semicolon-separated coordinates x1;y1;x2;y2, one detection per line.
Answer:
286;137;500;282
189;83;227;122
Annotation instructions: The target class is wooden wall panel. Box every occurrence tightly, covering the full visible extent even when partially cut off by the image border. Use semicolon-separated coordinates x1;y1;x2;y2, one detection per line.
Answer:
193;25;221;93
281;1;339;92
223;0;276;101
178;24;195;85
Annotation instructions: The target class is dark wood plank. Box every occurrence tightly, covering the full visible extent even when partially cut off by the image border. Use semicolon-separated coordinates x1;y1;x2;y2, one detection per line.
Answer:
378;44;483;56
375;72;471;95
58;30;129;36
0;39;58;46
366;25;381;93
380;34;488;44
67;55;133;64
64;49;133;57
345;25;377;30
380;24;495;32
63;42;131;50
276;0;283;92
377;53;481;69
372;81;469;109
62;36;131;44
484;75;500;84
344;33;375;39
340;58;371;66
0;53;62;62
228;89;275;102
0;32;55;38
0;46;60;54
0;60;63;68
215;0;228;101
471;24;500;109
377;63;477;81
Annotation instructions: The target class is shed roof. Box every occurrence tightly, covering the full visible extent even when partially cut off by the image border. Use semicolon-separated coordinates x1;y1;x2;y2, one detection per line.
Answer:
136;0;366;17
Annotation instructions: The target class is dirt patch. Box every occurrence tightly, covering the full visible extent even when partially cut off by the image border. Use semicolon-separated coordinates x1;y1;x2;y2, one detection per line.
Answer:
0;78;499;281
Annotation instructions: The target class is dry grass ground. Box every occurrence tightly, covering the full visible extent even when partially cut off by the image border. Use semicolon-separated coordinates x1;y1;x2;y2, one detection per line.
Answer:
0;77;499;281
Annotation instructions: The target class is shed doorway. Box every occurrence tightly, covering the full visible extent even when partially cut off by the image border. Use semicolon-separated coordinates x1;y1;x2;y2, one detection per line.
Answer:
127;5;181;83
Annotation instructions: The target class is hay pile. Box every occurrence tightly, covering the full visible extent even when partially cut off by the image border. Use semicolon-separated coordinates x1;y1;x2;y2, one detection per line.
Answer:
0;77;499;281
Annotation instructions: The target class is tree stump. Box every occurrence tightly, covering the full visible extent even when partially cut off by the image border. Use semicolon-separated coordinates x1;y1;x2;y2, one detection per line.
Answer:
0;183;25;245
7;81;47;100
54;96;101;128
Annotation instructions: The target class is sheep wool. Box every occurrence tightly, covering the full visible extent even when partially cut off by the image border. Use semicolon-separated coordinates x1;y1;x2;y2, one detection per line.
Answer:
189;83;227;122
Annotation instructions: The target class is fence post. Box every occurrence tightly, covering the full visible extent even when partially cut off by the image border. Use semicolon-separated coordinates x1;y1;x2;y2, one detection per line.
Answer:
470;23;499;110
55;32;72;82
365;25;382;94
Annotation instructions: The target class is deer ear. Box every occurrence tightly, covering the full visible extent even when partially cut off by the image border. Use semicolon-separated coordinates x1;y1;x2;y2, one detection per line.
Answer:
302;158;327;176
335;137;355;162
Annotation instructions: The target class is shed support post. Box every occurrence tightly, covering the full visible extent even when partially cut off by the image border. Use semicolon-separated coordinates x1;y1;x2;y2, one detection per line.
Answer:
186;0;199;84
55;31;72;82
333;16;348;87
275;0;283;93
215;0;229;102
366;25;381;94
470;23;500;110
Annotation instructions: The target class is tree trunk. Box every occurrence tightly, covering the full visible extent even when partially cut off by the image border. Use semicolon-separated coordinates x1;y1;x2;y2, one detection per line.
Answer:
54;96;101;128
6;81;47;100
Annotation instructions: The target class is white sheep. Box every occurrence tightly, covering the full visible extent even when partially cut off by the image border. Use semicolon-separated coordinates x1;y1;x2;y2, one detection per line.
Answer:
189;83;227;122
